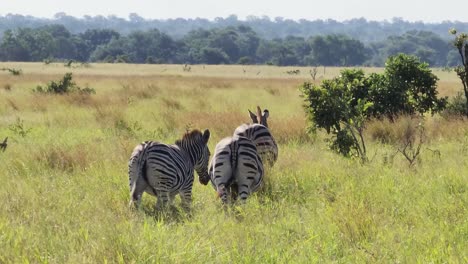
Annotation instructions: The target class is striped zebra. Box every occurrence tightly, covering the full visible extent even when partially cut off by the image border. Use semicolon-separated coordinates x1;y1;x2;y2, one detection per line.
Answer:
128;129;211;210
233;106;278;167
209;135;264;204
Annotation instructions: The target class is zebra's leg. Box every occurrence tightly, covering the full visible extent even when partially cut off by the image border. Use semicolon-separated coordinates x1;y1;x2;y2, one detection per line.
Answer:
179;188;193;213
212;164;232;204
155;190;171;211
217;184;230;204
236;170;255;203
237;182;251;203
129;177;148;209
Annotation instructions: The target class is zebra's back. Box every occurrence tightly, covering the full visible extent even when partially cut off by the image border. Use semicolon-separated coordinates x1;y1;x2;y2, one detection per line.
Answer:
209;135;263;203
233;123;278;166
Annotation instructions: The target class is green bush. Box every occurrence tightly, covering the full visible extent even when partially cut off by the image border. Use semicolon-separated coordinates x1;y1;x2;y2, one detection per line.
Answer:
374;54;447;119
443;92;468;116
34;73;95;95
301;69;372;160
301;54;447;158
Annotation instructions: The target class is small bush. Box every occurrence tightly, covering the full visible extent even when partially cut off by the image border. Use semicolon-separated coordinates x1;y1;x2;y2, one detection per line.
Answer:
9;118;32;137
238;56;251;65
1;67;22;76
34;73;95;95
443;92;468;117
3;83;12;91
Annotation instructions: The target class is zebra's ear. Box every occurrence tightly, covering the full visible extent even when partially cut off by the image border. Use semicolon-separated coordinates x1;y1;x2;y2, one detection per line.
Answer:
248;110;258;123
202;129;210;144
263;109;269;119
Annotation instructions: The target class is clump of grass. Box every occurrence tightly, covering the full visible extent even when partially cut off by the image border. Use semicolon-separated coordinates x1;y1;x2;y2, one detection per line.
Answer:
94;106;125;128
161;97;184;110
3;83;12;91
114;119;142;138
367;118;399;144
121;83;157;100
271;116;311;144
62;92;96;107
37;144;91;172
264;87;280;96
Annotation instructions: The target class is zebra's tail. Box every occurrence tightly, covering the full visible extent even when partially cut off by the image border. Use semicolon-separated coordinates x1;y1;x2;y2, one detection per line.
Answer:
230;138;239;173
128;142;149;205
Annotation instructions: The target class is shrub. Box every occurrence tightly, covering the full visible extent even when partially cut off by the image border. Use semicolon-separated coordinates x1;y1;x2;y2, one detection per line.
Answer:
1;67;22;76
301;54;447;159
238;56;251;65
34;73;95;95
443;92;468;117
368;54;447;120
9;118;32;137
301;69;372;160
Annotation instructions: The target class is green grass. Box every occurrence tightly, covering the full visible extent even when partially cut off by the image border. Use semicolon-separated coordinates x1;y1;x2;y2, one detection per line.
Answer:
0;63;467;263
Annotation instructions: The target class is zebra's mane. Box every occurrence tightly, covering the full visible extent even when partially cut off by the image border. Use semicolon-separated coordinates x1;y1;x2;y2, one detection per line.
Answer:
175;129;203;145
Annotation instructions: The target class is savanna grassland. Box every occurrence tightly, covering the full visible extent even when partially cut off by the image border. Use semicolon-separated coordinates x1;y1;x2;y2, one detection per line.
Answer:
0;62;467;263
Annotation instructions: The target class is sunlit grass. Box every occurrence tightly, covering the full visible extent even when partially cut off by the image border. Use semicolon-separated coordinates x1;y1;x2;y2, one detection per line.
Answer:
0;63;467;263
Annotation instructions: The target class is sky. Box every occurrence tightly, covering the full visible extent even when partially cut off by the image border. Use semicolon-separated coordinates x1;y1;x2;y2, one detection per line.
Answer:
0;0;467;22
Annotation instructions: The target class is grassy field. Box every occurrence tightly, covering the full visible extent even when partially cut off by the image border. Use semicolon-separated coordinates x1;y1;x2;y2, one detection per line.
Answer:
0;62;467;263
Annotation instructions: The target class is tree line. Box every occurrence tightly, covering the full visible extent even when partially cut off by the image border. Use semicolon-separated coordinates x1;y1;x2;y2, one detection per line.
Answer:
2;14;468;42
0;24;461;66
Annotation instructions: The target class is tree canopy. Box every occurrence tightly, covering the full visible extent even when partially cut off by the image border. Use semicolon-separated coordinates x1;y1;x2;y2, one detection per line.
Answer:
0;23;459;67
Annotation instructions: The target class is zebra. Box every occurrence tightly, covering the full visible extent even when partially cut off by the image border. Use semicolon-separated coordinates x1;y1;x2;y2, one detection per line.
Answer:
128;129;211;211
209;135;264;204
233;106;278;167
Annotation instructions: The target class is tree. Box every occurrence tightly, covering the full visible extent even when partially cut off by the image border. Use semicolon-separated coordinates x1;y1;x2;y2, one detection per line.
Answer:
201;47;229;64
301;54;447;158
300;69;372;161
449;29;468;116
308;35;369;66
0;30;30;61
374;54;447;119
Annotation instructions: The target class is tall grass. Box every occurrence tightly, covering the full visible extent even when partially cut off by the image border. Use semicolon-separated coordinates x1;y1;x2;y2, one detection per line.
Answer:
0;63;466;263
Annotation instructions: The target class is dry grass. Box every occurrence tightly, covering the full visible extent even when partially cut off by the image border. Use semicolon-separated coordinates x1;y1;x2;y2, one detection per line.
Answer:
36;144;92;172
367;115;468;145
0;63;466;263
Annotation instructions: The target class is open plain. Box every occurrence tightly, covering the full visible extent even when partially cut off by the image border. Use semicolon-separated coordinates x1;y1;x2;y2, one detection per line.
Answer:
0;63;467;263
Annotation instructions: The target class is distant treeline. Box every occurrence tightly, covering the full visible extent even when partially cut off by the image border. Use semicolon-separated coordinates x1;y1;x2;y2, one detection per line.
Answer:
2;13;468;42
0;24;461;66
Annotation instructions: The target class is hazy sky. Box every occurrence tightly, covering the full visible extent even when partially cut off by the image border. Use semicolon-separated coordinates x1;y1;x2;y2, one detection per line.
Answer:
1;0;467;22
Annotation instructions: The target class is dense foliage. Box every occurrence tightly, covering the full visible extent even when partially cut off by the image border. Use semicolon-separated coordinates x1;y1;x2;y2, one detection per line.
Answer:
0;20;462;66
301;54;448;156
2;14;468;42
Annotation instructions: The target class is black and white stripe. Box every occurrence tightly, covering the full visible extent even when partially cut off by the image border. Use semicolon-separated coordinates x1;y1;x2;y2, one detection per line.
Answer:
234;123;278;167
234;106;278;167
209;135;264;204
128;129;211;210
